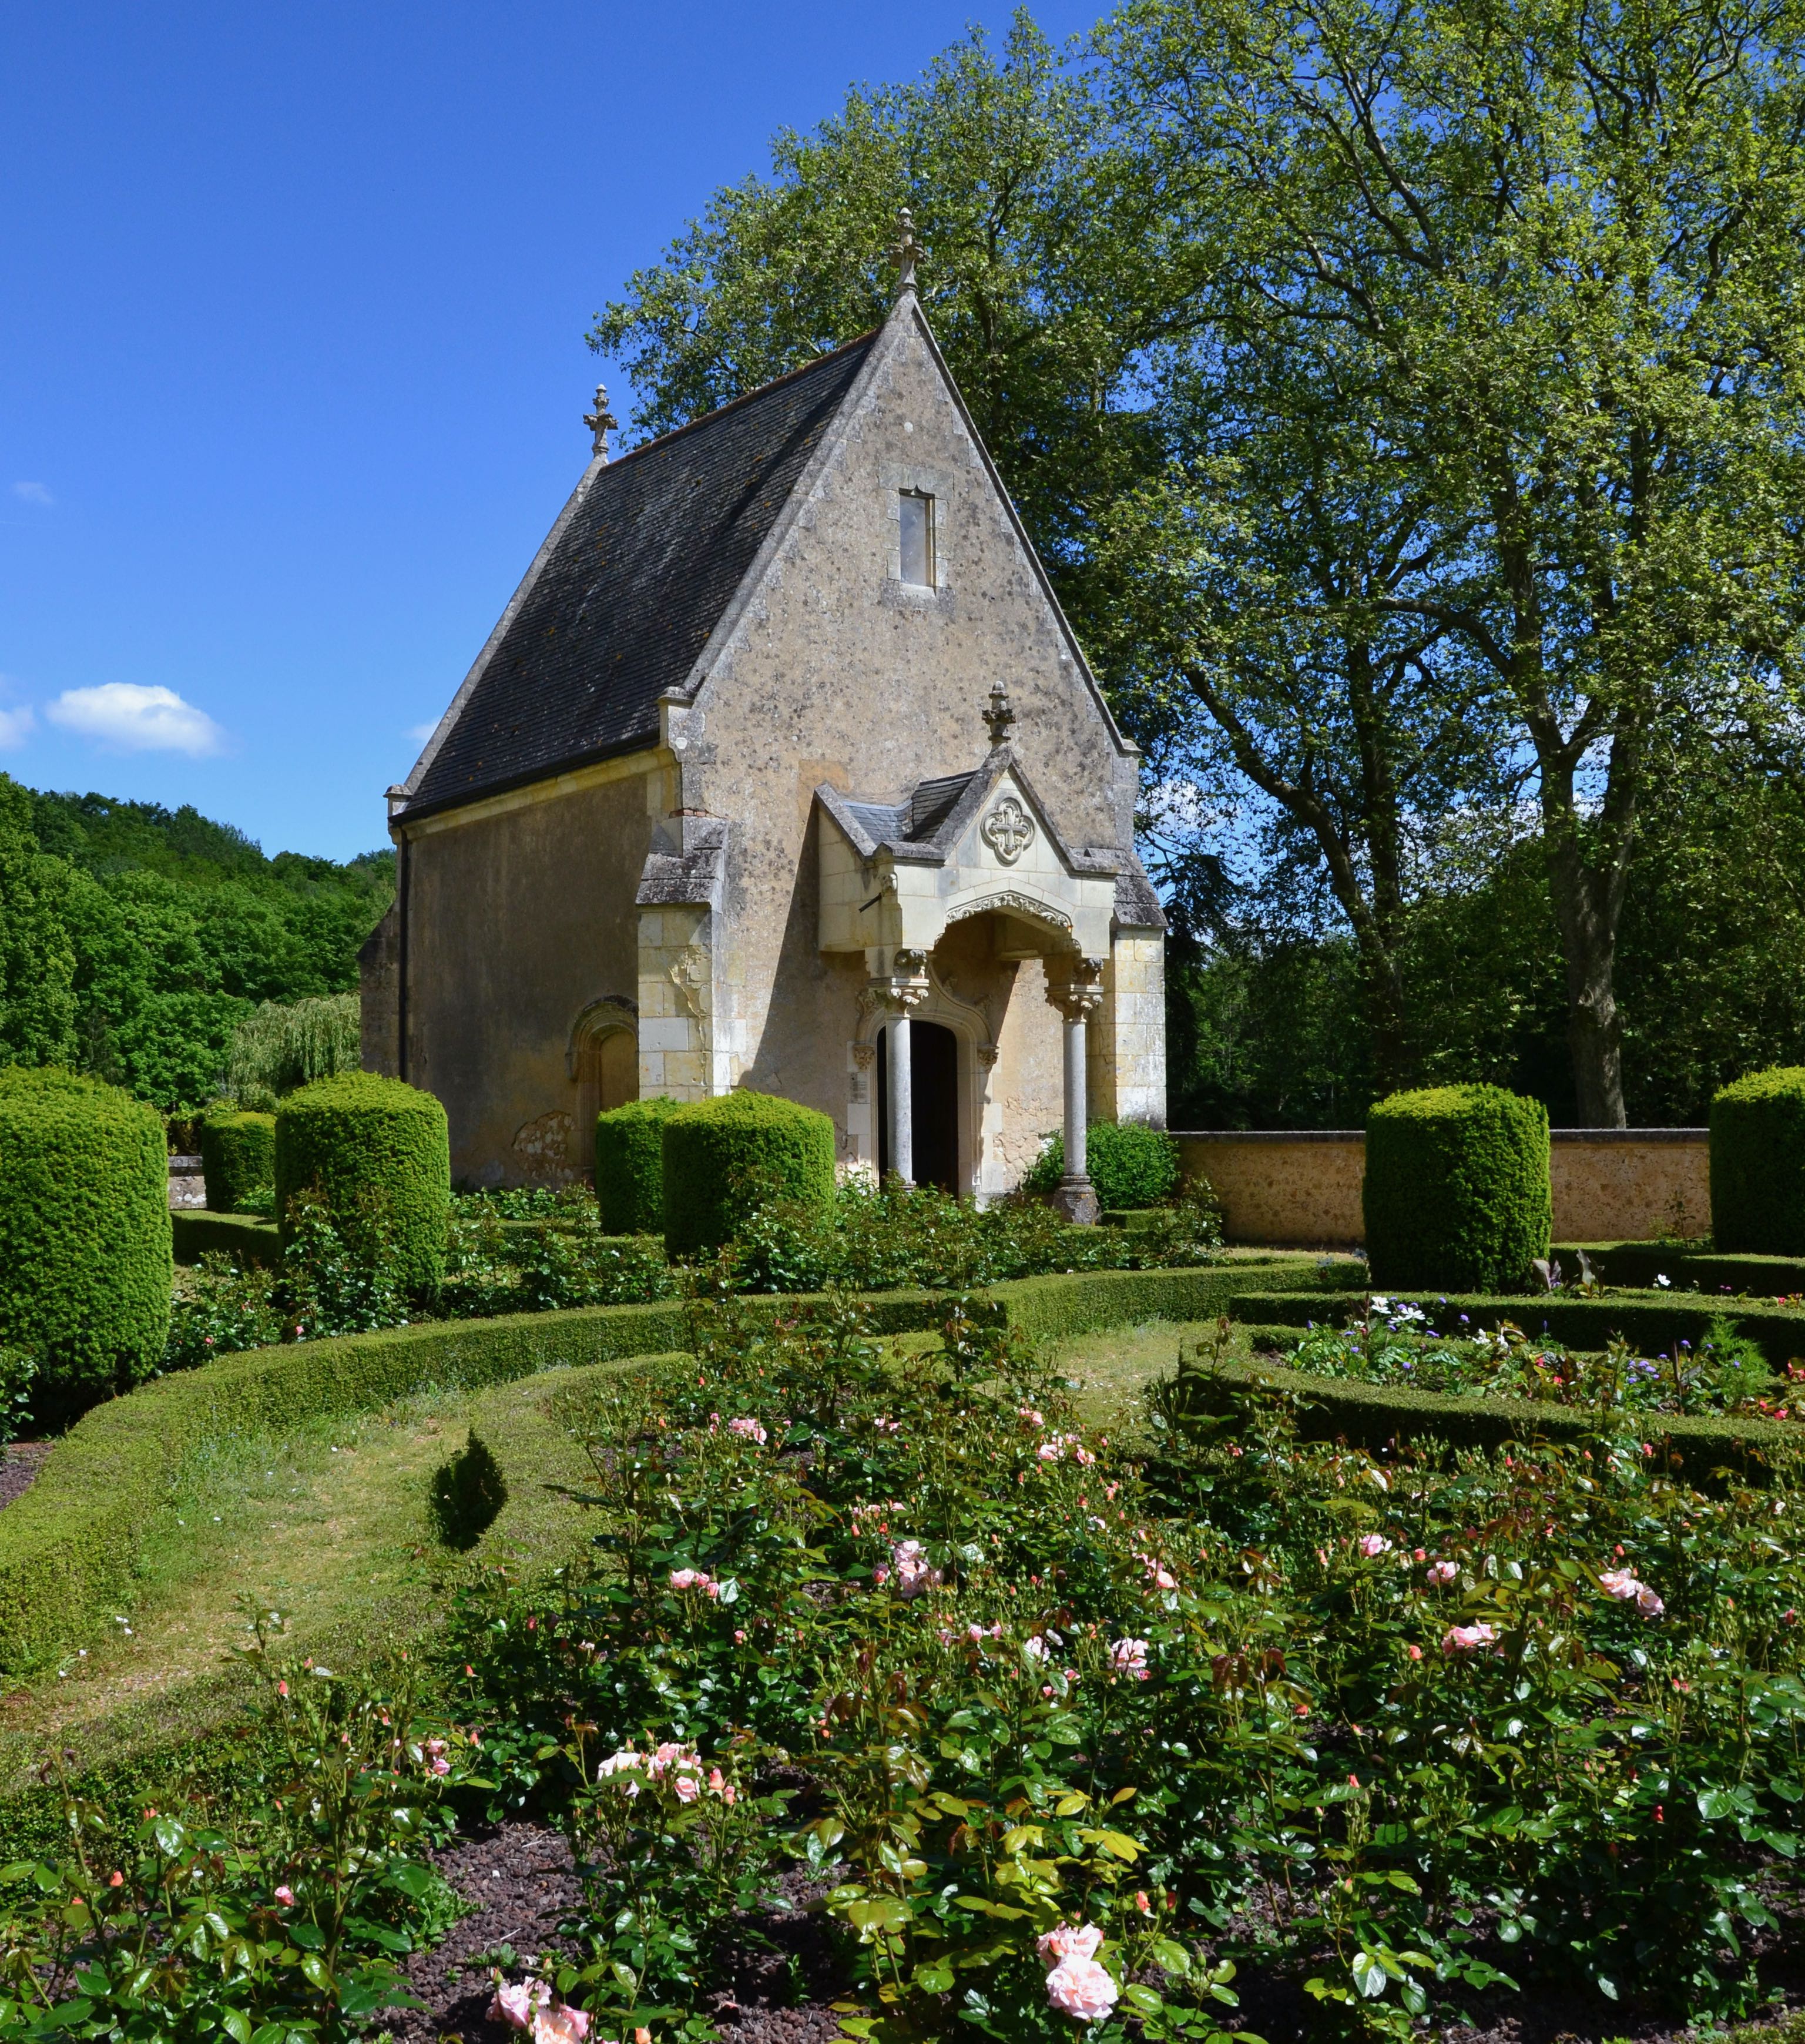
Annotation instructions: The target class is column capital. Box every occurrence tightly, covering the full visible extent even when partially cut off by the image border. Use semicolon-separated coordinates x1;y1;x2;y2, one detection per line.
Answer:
1046;956;1105;1021
867;947;931;1016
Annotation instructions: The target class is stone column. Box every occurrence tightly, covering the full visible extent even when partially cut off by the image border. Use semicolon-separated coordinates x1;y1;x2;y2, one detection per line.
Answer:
1048;960;1105;1224
888;1008;914;1186
868;950;928;1187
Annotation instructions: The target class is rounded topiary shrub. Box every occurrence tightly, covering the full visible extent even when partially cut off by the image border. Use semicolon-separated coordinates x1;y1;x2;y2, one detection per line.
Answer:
0;1065;172;1423
595;1096;680;1234
1364;1084;1551;1289
274;1073;450;1292
1023;1122;1182;1211
200;1108;276;1214
662;1090;836;1257
1710;1066;1805;1254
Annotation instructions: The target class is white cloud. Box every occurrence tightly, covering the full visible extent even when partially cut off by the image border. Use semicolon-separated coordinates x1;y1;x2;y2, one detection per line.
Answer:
12;481;52;506
46;683;225;756
0;705;33;749
405;720;438;742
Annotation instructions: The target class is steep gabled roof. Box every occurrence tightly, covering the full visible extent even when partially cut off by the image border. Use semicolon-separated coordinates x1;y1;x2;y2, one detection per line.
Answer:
402;333;879;819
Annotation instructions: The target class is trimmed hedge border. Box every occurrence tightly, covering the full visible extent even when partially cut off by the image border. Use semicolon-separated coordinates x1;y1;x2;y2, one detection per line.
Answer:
0;1258;1343;1670
1169;1349;1790;1480
172;1211;282;1268
1554;1241;1805;1297
1172;1352;1800;1476
1233;1289;1805;1368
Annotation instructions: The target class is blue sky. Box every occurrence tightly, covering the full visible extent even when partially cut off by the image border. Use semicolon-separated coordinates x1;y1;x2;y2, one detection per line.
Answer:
1;1;1096;863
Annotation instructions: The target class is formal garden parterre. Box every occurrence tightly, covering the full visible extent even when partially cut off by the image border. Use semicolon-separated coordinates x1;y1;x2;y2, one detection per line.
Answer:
7;1074;1805;2037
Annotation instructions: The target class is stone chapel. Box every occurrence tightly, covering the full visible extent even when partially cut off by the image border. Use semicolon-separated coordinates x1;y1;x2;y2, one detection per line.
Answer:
360;253;1166;1218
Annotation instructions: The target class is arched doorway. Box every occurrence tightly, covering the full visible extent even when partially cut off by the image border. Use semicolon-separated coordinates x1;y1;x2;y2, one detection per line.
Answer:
570;999;639;1179
877;1019;961;1195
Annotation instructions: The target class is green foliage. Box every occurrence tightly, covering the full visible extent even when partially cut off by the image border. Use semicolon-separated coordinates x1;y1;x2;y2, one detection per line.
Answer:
0;773;391;1115
1712;1067;1805;1256
1024;1121;1183;1208
428;1429;509;1551
722;1178;1224;1294
223;993;362;1110
274;1073;450;1294
199;1108;276;1214
661;1090;836;1256
0;1634;459;2039
0;1064;171;1426
1365;1085;1551;1289
455;1295;1805;2029
595;1095;679;1234
0;778;76;1070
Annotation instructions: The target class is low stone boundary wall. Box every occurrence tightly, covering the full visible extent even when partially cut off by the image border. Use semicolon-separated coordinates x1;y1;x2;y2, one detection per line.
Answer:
1176;1127;1711;1248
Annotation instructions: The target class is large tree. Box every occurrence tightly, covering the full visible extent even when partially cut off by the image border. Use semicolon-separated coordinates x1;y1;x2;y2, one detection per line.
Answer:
1108;0;1805;1121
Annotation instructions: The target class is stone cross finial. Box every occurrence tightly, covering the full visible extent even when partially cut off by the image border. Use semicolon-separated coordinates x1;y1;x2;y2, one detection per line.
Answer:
584;384;619;460
894;207;923;295
984;682;1016;746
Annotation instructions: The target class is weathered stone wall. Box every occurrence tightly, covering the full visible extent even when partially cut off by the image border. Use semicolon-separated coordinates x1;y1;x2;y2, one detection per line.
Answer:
398;757;666;1185
1177;1128;1712;1249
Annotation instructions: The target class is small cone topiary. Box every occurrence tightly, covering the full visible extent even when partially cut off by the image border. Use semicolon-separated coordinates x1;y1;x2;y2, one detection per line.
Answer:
1710;1066;1805;1255
1364;1084;1551;1290
662;1090;836;1256
274;1072;450;1291
595;1096;680;1234
0;1065;171;1424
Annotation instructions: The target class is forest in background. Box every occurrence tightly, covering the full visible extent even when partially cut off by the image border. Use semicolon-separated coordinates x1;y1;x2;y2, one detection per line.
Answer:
0;773;392;1115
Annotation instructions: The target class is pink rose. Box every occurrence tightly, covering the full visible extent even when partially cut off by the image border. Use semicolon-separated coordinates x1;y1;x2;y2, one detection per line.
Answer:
1426;1560;1458;1586
1441;1623;1498;1653
1037;1922;1103;1963
532;2003;591;2044
273;1885;294;1906
490;1981;550;2031
424;1737;450;1777
728;1416;767;1446
1110;1637;1150;1678
1358;1534;1392;1558
1045;1956;1119;2021
672;1773;700;1804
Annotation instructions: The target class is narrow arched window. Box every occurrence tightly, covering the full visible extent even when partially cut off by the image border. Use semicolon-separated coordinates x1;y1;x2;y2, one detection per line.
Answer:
899;491;935;587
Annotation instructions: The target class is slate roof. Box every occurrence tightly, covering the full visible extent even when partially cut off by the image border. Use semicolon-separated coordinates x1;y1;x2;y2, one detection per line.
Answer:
404;333;878;819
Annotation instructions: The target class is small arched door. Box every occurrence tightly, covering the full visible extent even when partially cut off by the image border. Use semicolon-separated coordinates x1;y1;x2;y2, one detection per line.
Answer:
877;1019;961;1195
575;1026;638;1160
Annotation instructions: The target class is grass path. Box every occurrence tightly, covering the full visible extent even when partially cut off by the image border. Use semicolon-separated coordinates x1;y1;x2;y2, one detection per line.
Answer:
0;1362;635;1790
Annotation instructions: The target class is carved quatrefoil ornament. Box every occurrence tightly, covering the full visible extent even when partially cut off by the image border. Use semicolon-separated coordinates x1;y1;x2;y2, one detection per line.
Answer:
981;795;1035;864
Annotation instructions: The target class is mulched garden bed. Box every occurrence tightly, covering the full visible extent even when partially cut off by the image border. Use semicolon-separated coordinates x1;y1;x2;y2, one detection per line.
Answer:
0;1444;49;1513
391;1820;1804;2044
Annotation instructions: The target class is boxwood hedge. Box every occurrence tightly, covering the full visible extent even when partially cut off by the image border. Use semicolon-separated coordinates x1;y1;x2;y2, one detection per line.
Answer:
1364;1085;1551;1289
199;1110;275;1215
662;1090;836;1255
274;1073;450;1291
1172;1349;1797;1480
0;1066;172;1425
1712;1066;1805;1256
595;1096;679;1234
1235;1288;1805;1368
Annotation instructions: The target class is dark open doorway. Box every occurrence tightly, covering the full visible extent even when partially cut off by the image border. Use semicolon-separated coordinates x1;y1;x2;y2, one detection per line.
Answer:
877;1020;961;1195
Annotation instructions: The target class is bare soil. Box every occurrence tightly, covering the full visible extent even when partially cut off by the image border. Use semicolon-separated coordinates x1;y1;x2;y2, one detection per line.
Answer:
389;1820;1804;2044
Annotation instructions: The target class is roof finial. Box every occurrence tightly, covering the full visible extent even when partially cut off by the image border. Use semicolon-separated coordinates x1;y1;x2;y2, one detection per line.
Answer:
584;383;619;460
984;682;1016;746
894;207;923;297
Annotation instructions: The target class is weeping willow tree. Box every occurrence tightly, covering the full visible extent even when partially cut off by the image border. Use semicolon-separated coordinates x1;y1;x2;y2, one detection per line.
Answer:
223;993;361;1110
